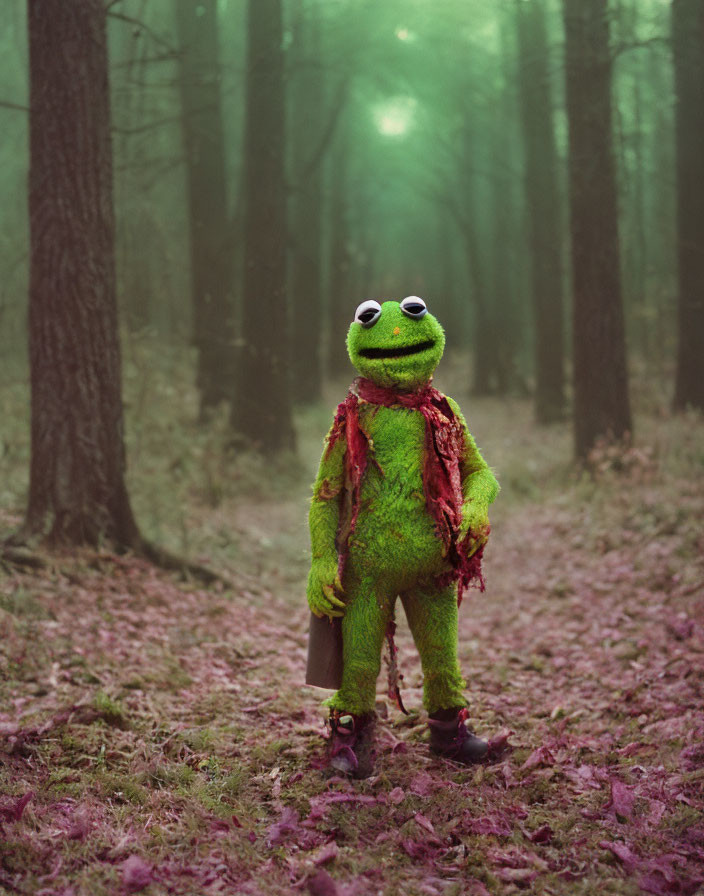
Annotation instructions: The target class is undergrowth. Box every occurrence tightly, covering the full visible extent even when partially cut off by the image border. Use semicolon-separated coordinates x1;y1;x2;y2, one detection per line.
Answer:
0;339;702;895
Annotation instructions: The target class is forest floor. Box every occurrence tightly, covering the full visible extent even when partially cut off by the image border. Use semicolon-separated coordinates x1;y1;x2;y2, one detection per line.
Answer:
0;344;703;896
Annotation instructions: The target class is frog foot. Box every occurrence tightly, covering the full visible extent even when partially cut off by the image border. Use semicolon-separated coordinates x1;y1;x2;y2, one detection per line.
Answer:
328;710;377;779
428;707;488;764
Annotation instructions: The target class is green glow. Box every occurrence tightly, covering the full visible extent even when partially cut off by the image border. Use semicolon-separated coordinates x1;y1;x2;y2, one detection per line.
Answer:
373;97;417;137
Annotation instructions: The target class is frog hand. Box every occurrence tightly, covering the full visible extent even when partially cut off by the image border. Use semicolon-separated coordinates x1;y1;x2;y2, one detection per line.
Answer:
459;505;491;558
307;559;346;619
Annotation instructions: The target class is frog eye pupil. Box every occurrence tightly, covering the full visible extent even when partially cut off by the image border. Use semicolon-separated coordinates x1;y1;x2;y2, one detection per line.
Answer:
354;300;382;328
400;296;428;319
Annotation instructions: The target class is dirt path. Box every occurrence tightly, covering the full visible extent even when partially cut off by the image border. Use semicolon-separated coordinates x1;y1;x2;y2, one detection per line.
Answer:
1;392;703;895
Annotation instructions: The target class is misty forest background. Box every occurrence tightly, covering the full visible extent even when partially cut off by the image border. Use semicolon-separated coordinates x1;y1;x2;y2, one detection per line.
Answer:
0;1;703;895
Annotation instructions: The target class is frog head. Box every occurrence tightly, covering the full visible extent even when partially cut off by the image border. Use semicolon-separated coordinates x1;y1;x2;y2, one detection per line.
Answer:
346;296;446;391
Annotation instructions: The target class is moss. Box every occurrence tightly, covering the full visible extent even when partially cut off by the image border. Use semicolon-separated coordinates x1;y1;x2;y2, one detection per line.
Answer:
142;762;195;791
93;690;126;727
220;768;246;797
61;731;90;756
180;727;218;753
0;588;52;619
100;773;148;805
47;767;81;792
249;739;292;765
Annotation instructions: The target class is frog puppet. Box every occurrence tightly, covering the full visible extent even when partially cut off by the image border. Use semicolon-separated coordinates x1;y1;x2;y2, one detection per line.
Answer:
306;296;499;777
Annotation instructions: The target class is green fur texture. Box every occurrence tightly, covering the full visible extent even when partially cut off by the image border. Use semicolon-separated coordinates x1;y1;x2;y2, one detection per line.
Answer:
308;300;499;716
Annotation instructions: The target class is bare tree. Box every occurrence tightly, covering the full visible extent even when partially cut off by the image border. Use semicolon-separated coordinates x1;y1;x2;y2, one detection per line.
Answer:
23;0;140;546
563;0;632;459
516;0;566;422
672;0;704;412
175;0;235;418
231;0;295;451
289;0;325;404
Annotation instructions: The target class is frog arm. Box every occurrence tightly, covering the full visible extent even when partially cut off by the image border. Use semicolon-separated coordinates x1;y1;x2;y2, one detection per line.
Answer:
307;427;348;617
446;397;499;531
309;427;346;563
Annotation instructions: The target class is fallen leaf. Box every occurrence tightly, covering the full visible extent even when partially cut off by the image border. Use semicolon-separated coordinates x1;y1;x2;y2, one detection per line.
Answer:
121;855;153;893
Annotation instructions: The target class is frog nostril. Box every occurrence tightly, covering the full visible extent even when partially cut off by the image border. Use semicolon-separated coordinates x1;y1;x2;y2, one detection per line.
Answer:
393;326;401;335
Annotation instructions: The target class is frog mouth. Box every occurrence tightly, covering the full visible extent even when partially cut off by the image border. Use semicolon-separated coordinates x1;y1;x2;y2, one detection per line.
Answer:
359;339;435;360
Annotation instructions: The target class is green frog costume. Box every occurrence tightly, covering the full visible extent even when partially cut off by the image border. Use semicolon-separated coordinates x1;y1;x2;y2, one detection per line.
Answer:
306;297;499;776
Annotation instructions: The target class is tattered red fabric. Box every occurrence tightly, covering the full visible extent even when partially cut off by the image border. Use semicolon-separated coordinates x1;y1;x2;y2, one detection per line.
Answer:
325;376;486;605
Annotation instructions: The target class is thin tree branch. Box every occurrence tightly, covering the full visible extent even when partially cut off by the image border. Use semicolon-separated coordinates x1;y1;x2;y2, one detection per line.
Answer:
293;78;349;190
0;100;29;113
111;113;184;136
612;35;670;59
107;11;177;53
112;52;179;69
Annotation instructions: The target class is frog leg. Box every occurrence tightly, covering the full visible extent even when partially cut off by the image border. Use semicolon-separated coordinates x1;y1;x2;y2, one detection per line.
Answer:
326;575;394;717
400;581;467;715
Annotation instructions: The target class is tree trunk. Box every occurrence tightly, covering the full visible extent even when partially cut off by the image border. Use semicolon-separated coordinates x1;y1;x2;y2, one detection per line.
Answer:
231;0;295;451
563;0;632;460
25;0;140;547
327;128;355;380
516;0;566;422
175;0;234;418
460;129;499;396
289;0;324;404
672;0;704;412
437;215;464;351
113;0;152;334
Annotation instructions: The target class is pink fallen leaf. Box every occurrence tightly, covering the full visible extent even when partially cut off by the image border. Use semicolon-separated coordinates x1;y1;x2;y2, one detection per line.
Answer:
307;869;338;896
667;617;694;640
467;816;512;837
680;743;704;772
617;741;649;757
402;838;429;860
599;840;639;871
495;867;539;884
308;793;378;822
388;787;405;805
66;809;91;841
644;799;667;828
414;813;437;836
267;807;300;846
312;841;339;866
527;824;553;844
0;791;34;823
409;772;436;797
522;746;555;771
464;882;492;896
487;729;513;759
121;855;153;893
374;832;393;844
606;781;636;821
638;868;702;896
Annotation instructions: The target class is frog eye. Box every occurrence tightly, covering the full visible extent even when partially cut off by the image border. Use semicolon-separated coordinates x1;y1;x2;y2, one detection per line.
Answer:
400;296;428;319
354;300;382;328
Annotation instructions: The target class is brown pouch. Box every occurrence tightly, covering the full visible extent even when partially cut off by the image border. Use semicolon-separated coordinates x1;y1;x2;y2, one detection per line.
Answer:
305;612;343;690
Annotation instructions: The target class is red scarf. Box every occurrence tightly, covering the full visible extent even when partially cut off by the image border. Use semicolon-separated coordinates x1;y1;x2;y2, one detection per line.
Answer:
326;376;486;605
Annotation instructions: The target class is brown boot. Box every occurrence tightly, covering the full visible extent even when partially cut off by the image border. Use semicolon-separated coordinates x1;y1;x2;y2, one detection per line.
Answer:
328;711;377;779
428;707;488;763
